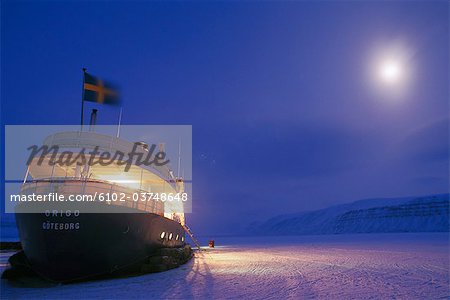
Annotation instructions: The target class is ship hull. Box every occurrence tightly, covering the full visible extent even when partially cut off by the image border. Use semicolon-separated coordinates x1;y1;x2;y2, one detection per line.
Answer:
15;203;185;282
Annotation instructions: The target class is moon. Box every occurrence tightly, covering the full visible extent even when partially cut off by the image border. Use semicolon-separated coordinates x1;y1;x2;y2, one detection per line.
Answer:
367;42;414;100
379;60;402;84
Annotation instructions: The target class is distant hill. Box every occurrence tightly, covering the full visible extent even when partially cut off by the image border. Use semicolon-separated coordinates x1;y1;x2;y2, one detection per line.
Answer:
252;194;449;235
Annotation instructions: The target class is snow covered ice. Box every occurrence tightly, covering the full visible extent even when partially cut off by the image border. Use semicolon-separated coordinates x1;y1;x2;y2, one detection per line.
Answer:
1;233;448;299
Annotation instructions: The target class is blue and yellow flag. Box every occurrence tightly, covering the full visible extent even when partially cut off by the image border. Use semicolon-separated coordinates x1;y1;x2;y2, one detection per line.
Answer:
83;72;120;105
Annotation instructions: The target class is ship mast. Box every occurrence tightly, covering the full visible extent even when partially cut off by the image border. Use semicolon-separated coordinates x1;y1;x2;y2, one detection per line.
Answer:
177;138;182;179
89;109;97;132
80;68;87;131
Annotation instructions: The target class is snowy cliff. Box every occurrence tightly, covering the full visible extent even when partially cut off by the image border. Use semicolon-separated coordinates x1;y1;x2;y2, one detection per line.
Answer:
254;194;449;235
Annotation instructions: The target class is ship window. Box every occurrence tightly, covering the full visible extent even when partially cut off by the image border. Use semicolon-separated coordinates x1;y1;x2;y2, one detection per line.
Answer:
176;235;179;240
169;233;173;240
181;236;185;242
160;232;166;239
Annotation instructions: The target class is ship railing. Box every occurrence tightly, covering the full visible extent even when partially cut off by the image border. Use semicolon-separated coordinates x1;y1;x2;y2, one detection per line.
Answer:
42;131;172;184
19;177;165;215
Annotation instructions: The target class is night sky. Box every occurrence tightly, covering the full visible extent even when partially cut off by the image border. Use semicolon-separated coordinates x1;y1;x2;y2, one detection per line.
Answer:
1;1;448;235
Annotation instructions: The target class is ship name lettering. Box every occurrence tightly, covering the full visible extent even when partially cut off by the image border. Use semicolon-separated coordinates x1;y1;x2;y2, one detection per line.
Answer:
42;221;80;230
44;210;80;217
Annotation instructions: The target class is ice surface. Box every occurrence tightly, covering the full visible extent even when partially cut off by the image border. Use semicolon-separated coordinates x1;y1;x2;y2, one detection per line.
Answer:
1;233;448;299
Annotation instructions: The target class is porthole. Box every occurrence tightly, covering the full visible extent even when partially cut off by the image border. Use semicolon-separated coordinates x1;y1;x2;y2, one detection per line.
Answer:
160;232;166;239
168;233;173;240
181;236;185;242
176;234;179;240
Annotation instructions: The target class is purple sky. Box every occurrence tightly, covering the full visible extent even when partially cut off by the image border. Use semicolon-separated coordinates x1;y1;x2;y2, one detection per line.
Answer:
1;1;448;234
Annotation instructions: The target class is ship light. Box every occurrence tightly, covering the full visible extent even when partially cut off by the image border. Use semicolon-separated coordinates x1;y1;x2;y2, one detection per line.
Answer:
169;233;173;240
160;232;166;239
95;174;141;190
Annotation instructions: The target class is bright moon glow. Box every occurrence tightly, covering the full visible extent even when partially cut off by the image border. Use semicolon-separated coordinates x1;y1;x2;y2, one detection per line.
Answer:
368;42;414;100
379;60;402;84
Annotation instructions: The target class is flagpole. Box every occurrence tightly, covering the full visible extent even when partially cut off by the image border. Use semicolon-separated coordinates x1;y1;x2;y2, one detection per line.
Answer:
80;67;87;131
116;107;123;138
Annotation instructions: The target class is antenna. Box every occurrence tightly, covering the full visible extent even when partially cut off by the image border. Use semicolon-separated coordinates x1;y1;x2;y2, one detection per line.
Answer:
80;68;87;131
177;138;181;179
116;107;123;138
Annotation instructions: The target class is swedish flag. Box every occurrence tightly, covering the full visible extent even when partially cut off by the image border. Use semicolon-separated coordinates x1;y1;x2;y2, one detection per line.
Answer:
83;72;120;105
